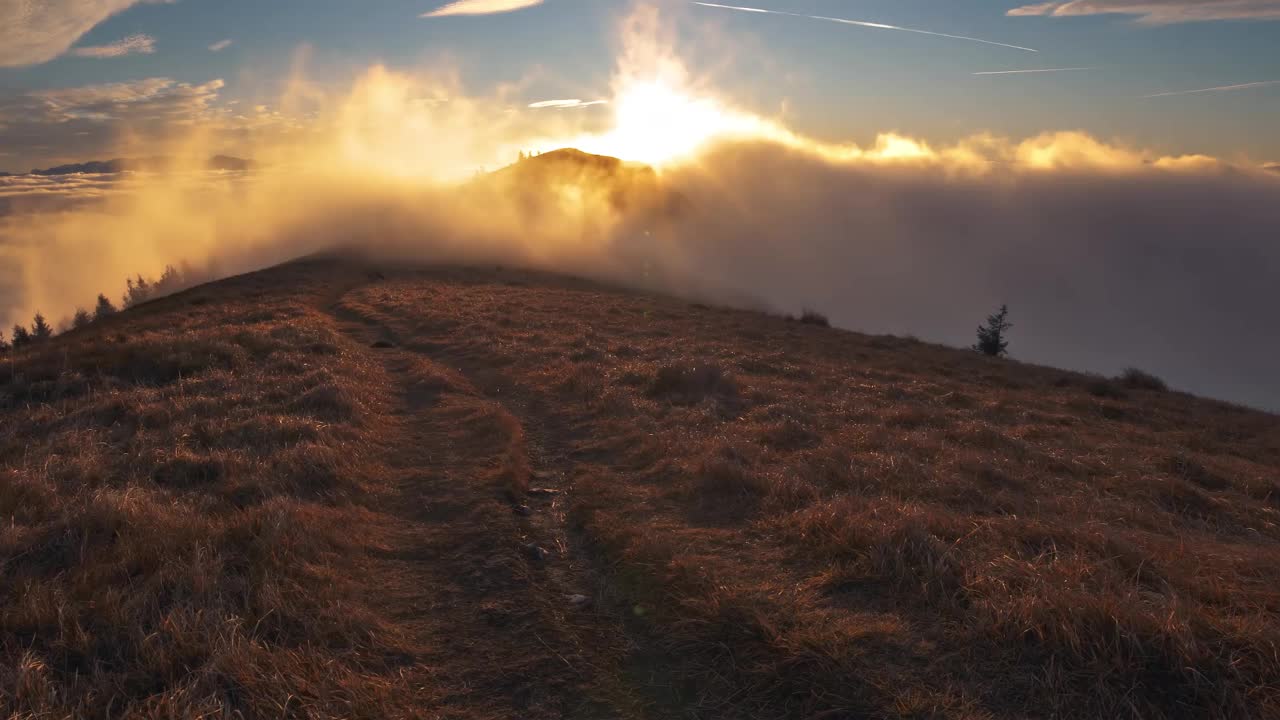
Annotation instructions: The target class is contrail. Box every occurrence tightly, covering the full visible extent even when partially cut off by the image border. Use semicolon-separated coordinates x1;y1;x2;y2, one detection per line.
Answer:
973;67;1094;75
693;2;1038;53
1141;79;1280;98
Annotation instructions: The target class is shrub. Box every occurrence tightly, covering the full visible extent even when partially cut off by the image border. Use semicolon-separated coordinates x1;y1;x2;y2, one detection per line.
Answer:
799;309;830;327
974;304;1012;357
1118;367;1168;392
650;362;738;404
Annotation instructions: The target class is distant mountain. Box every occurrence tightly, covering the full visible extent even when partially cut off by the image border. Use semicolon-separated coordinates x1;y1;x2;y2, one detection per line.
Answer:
1265;163;1280;174
23;155;253;176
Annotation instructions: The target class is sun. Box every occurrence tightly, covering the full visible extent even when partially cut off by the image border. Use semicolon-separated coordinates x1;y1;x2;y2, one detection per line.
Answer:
576;79;774;166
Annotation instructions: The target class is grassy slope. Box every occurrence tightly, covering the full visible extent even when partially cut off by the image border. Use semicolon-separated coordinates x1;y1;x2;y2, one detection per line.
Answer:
3;258;1279;719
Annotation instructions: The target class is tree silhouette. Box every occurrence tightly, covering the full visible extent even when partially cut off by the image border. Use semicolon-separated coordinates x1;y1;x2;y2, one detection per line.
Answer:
0;329;8;353
11;324;30;348
72;308;93;329
124;274;151;308
95;294;117;320
974;304;1012;357
31;313;53;341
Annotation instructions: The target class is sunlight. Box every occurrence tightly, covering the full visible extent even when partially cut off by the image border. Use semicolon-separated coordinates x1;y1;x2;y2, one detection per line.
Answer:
575;78;775;166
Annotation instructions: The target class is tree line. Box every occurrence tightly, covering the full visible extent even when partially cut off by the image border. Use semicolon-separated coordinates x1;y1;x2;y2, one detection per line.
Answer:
0;265;188;352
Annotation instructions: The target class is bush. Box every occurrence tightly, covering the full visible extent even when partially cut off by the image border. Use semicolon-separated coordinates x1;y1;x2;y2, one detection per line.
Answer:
1118;367;1168;392
799;309;830;327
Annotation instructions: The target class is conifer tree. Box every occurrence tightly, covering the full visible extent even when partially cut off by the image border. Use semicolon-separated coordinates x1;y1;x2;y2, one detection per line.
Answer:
72;308;93;329
974;304;1012;357
11;324;30;348
31;313;52;341
95;294;117;320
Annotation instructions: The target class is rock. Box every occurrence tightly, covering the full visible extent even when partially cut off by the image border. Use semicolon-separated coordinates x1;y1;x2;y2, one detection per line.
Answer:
566;594;590;607
528;487;561;496
513;504;533;516
523;543;549;562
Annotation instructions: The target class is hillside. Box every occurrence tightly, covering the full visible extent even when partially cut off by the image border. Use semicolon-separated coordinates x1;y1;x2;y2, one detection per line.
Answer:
2;256;1279;719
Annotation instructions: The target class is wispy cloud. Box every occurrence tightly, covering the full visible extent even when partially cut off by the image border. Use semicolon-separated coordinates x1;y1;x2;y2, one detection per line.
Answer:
71;33;156;58
973;67;1094;75
1141;79;1280;98
694;2;1038;52
209;39;233;52
528;99;609;109
422;0;543;17
0;0;171;67
1008;1;1280;24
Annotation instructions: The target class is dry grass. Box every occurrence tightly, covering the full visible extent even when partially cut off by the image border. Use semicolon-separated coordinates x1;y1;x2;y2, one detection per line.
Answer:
3;257;1278;719
340;264;1280;719
0;261;418;718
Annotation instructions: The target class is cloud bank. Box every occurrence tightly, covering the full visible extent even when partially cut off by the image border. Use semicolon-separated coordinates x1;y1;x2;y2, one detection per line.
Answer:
0;0;171;67
71;32;156;58
422;0;544;18
1008;0;1280;23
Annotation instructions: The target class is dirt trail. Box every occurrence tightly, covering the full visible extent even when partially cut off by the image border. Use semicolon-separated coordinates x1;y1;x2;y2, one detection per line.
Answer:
323;280;651;720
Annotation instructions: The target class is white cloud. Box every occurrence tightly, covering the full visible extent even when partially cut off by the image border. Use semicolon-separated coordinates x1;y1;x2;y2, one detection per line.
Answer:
528;99;609;109
208;38;233;52
0;0;174;67
1008;1;1280;23
422;0;544;18
71;32;156;58
1141;78;1280;97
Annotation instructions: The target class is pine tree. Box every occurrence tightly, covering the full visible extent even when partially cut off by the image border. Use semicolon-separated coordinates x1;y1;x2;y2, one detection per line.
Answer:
124;274;151;308
973;304;1012;357
31;313;52;341
11;324;31;348
72;308;93;329
95;294;117;320
0;329;8;353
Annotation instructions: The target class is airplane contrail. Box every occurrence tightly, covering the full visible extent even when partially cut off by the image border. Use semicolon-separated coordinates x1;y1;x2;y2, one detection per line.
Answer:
973;67;1094;75
693;2;1038;53
1141;79;1280;98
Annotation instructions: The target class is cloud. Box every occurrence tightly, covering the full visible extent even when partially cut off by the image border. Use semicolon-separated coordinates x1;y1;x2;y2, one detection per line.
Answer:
28;77;224;120
71;33;156;58
0;77;226;170
208;38;233;52
421;0;543;18
1141;79;1280;97
1008;0;1280;23
528;99;609;109
694;2;1038;52
0;0;172;67
973;67;1095;74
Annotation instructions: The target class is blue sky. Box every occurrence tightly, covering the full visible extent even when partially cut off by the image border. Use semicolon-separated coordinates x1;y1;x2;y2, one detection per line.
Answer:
1;0;1278;171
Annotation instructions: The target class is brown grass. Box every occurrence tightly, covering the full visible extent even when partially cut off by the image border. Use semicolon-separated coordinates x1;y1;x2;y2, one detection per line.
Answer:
3;257;1278;719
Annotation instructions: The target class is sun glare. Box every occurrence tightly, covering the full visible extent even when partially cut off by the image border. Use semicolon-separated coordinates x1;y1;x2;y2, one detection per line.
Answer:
577;79;773;166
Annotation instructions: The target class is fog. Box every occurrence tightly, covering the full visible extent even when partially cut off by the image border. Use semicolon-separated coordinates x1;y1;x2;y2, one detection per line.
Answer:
2;8;1279;411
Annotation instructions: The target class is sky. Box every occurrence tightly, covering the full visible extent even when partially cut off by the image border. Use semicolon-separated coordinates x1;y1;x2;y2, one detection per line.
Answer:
1;0;1279;171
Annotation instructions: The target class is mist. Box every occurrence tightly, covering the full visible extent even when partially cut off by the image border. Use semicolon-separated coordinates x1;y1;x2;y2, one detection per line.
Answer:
2;10;1279;411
